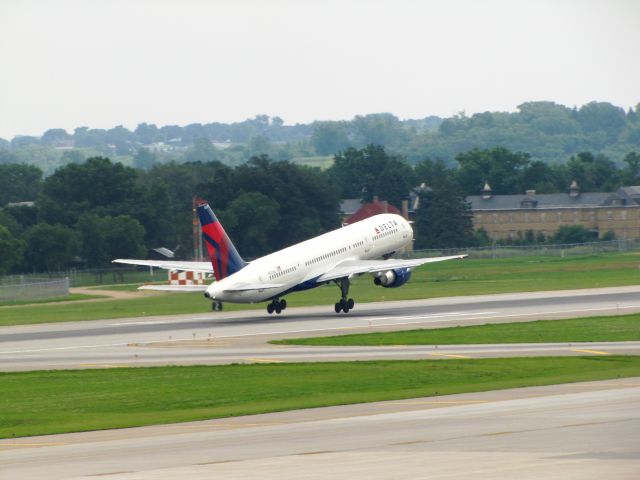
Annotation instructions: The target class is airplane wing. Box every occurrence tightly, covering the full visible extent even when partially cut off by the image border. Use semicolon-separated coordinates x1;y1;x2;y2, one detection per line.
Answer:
113;259;214;273
315;255;467;283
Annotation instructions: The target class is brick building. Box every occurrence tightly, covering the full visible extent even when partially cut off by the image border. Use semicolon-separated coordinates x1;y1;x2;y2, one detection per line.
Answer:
466;183;640;240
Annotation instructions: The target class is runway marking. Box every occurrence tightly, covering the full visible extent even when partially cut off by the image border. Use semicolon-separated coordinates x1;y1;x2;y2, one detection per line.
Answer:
389;400;488;405
244;357;284;363
174;422;282;429
571;348;610;355
559;383;640;387
78;364;129;368
429;352;470;359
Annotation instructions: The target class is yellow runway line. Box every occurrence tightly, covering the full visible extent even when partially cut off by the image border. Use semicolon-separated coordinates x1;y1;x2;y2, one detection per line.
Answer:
78;364;129;368
244;357;284;363
429;352;470;359
571;348;610;355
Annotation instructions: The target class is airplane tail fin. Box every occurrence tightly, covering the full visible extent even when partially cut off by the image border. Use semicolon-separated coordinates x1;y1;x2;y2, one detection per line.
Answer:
196;200;247;281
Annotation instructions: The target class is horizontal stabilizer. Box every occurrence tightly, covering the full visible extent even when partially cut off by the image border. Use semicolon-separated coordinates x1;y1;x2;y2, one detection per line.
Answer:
138;284;209;292
113;259;214;273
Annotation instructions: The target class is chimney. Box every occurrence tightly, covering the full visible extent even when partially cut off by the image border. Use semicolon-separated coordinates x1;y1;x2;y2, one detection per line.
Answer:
373;195;379;203
482;181;492;200
382;200;388;213
401;199;409;220
569;180;580;198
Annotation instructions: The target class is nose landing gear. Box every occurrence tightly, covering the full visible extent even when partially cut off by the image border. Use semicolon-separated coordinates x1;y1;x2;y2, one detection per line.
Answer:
267;298;287;314
212;300;223;312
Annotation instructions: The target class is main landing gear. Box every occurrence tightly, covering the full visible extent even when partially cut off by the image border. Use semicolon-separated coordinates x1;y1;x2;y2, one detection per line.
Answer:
334;277;355;314
212;300;223;311
267;298;287;314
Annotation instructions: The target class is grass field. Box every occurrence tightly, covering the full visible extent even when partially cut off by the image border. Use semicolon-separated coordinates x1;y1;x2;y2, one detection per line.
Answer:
0;293;104;307
273;313;640;346
1;252;638;326
1;356;639;438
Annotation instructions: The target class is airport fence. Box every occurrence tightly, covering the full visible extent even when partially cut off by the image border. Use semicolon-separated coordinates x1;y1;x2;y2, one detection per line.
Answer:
0;277;69;302
404;238;640;259
0;267;159;289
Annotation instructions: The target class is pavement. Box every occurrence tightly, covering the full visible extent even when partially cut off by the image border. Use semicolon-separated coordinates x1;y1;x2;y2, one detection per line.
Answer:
1;378;638;479
1;286;640;371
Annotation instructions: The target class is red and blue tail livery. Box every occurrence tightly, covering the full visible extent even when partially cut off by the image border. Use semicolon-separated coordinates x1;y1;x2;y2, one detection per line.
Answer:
196;200;246;281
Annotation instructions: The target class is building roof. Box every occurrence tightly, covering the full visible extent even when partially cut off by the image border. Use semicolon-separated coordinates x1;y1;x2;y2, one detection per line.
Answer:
466;192;614;211
346;199;401;224
339;198;363;216
619;186;640;205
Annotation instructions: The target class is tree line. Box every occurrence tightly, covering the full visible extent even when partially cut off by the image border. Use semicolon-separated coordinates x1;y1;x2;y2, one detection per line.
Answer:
1;144;639;274
2;101;639;175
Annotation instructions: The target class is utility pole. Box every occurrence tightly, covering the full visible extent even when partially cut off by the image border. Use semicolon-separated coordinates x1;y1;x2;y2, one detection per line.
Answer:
192;196;202;261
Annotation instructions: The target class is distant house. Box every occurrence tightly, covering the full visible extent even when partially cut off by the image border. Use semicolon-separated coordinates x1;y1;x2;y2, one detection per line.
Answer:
466;182;640;240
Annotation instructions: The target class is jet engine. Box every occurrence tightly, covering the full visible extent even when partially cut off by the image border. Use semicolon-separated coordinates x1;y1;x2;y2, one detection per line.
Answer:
373;267;412;288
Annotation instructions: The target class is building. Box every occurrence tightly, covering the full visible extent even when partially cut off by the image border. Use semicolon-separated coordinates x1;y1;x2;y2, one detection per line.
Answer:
340;196;412;225
466;182;640;240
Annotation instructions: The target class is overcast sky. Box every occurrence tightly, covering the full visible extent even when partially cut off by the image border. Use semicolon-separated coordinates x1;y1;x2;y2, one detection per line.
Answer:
0;0;638;139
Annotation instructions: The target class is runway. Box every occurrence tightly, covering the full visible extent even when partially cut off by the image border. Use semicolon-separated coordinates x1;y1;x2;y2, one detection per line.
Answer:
2;378;638;479
1;286;640;371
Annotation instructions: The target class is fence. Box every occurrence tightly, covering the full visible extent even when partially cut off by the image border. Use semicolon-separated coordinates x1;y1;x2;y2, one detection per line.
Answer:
0;277;69;302
403;238;640;259
0;267;159;289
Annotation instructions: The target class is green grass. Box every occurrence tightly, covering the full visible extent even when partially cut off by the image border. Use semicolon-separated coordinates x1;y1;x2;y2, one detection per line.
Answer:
273;313;640;346
0;252;638;326
1;356;639;438
0;293;105;307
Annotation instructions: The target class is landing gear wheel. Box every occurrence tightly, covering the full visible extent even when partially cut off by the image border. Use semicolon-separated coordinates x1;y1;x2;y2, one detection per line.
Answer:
267;303;274;314
340;299;350;313
275;303;282;314
333;278;353;314
212;301;223;312
280;299;287;310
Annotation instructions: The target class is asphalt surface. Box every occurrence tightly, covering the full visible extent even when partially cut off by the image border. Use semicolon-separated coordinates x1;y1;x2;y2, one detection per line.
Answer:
1;286;640;371
2;378;638;479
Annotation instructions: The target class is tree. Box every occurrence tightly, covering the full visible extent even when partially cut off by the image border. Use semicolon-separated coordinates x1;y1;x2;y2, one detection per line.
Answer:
0;225;25;274
0;164;43;206
455;147;531;195
231;156;340;249
551;225;595;244
311;122;350;155
39;157;141;225
184;138;219;163
220;192;280;258
414;175;474;249
352;113;410;147
622;152;640;185
40;128;71;146
22;223;80;272
133;148;156;170
76;214;146;267
328;145;415;207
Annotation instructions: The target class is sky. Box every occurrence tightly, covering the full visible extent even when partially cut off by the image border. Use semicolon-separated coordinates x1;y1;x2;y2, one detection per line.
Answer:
0;0;638;139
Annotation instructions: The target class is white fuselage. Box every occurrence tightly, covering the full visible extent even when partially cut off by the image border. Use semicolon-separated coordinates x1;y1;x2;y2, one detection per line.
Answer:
206;213;413;303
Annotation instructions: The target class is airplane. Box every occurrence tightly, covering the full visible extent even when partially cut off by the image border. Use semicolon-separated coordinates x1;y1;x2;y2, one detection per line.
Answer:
114;199;466;314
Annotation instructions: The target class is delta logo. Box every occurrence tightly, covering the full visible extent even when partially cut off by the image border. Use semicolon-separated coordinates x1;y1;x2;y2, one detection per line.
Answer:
374;227;380;235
